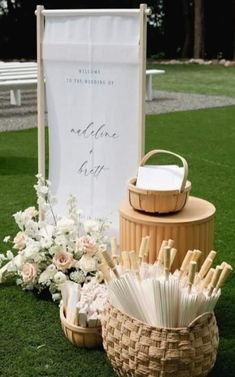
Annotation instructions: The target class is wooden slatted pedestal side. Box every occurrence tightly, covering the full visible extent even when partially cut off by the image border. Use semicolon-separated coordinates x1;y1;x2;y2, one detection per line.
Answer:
119;196;216;271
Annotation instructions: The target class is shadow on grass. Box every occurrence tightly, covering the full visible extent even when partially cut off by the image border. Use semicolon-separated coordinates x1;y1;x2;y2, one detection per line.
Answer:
0;156;37;175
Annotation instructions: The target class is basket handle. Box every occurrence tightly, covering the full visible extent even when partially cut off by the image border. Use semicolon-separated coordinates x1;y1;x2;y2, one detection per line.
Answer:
140;149;188;192
187;311;214;329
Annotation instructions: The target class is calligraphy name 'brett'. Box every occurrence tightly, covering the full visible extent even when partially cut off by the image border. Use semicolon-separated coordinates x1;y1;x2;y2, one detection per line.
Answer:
71;123;119;140
78;160;109;178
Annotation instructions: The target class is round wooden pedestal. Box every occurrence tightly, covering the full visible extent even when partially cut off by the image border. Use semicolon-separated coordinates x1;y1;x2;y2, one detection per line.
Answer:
119;196;216;271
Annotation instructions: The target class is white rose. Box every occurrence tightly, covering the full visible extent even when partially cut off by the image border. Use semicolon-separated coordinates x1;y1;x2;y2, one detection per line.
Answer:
78;255;97;273
57;218;75;234
38;271;50;284
49;245;63;256
38;264;56;284
84;220;99;234
54;271;67;284
46;264;57;275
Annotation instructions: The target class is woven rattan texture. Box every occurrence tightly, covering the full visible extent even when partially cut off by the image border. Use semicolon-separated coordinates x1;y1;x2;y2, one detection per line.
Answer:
102;302;219;377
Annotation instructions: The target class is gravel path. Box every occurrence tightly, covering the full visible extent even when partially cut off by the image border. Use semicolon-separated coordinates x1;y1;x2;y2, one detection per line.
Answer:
0;89;235;132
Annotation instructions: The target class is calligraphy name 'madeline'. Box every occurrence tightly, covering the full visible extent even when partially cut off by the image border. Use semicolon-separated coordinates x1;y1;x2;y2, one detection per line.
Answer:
71;123;119;140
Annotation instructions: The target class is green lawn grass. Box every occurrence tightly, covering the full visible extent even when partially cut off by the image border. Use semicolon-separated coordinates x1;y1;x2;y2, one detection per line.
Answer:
147;62;235;97
0;105;234;376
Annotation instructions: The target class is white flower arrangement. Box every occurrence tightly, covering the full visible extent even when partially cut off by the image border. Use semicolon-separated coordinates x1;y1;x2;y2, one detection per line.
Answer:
0;174;111;302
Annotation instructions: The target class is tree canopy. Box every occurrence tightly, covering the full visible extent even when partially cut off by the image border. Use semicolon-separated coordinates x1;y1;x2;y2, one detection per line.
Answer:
0;0;234;60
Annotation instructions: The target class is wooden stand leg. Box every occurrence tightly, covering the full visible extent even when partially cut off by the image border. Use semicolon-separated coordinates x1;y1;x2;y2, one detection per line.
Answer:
10;89;21;106
146;75;152;101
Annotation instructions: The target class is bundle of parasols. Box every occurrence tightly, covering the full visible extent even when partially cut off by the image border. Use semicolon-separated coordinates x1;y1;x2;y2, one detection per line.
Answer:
99;237;233;328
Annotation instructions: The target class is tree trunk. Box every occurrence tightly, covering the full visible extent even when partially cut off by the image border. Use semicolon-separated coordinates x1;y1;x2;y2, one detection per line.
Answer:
181;0;193;58
233;0;235;59
194;0;205;58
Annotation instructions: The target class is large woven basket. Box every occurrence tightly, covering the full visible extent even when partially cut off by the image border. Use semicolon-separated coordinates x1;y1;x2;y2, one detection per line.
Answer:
60;304;102;349
128;149;191;214
102;302;219;377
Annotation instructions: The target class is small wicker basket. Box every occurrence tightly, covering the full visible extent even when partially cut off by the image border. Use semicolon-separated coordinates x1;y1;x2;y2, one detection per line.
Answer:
60;304;102;349
102;301;219;377
128;149;191;214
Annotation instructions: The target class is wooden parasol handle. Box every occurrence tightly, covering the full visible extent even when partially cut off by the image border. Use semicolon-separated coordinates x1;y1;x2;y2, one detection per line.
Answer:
139;149;188;192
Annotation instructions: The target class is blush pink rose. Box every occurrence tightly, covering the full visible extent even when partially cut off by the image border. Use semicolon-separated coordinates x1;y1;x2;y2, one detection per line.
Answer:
22;263;37;284
77;235;97;255
53;250;74;272
13;231;27;250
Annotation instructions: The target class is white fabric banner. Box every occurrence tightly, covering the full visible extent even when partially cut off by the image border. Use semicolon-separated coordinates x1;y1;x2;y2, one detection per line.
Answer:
43;12;141;234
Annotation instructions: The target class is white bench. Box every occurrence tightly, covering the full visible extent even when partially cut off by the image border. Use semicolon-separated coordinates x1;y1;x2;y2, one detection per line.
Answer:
146;69;165;101
0;62;165;105
0;62;37;105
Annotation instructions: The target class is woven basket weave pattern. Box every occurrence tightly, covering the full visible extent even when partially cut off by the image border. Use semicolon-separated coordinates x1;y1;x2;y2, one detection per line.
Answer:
128;177;191;214
102;303;219;377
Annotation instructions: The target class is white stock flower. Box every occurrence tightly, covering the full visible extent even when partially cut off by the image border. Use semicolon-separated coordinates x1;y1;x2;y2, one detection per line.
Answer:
40;185;49;195
84;220;99;234
54;234;67;247
14;254;25;270
3;236;10;243
57;217;75;234
7;261;18;272
24;220;39;238
4;174;111;301
52;293;61;302
39;224;55;239
54;271;67;285
13;211;28;230
40;236;53;249
24;240;43;262
6;250;14;260
24;206;38;218
0;253;6;265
